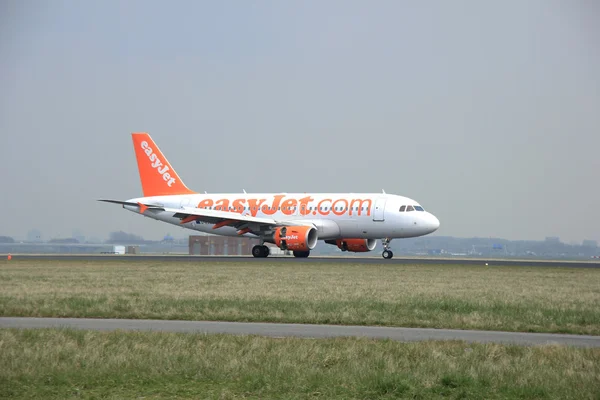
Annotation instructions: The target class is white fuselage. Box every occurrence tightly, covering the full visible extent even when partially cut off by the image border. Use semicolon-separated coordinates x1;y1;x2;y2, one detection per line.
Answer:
124;192;440;240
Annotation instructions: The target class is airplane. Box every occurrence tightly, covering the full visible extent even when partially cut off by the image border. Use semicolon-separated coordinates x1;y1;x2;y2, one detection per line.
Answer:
100;133;440;259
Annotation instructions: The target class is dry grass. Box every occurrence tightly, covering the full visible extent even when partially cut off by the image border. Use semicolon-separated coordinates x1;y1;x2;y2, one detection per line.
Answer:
1;328;599;399
1;260;599;334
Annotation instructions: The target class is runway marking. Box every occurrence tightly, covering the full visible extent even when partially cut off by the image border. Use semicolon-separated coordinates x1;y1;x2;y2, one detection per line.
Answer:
1;317;599;347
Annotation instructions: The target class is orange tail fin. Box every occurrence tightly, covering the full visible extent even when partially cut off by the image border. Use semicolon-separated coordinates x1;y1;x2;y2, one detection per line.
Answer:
131;132;195;197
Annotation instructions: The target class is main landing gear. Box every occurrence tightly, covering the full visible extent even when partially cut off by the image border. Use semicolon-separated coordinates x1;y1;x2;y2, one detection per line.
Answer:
252;245;270;258
251;245;311;258
381;238;394;259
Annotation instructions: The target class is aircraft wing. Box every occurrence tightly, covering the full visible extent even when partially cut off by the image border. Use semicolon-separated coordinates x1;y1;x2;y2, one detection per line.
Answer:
99;200;313;235
166;206;314;234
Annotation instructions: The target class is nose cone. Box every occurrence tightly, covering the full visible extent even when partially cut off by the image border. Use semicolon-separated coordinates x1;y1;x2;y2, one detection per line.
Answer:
426;213;440;233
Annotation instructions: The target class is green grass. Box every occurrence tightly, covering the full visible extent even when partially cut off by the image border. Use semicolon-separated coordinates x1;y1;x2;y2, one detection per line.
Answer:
1;260;599;334
1;328;599;399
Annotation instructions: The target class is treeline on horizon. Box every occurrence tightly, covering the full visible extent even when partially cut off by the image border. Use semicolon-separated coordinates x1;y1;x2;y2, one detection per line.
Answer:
0;231;160;245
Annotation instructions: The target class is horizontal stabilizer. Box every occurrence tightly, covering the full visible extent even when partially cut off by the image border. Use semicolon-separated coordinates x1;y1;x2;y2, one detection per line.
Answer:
97;199;164;211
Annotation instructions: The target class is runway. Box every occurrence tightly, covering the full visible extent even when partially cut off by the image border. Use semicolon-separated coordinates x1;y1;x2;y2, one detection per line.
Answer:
1;317;598;347
6;254;600;268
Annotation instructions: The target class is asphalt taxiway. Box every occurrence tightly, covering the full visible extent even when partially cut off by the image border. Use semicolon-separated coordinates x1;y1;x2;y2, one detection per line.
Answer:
1;317;598;347
5;254;600;268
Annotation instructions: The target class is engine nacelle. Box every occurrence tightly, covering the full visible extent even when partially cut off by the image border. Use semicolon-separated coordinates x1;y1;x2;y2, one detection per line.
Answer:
273;226;318;251
325;238;377;252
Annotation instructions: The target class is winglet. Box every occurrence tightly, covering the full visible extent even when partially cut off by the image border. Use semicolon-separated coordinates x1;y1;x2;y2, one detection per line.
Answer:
131;132;195;197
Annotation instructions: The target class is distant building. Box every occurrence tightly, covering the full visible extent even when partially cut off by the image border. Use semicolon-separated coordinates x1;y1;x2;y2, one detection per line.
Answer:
72;230;85;243
189;235;263;256
49;238;79;244
162;233;175;243
113;245;126;255
582;240;598;248
126;246;139;254
27;229;43;243
545;236;561;244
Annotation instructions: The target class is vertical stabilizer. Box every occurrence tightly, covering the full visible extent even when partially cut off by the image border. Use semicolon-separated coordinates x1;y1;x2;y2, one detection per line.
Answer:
131;132;195;197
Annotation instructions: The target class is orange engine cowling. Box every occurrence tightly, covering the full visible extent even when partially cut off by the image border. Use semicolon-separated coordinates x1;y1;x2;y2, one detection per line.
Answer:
273;226;318;251
326;238;377;252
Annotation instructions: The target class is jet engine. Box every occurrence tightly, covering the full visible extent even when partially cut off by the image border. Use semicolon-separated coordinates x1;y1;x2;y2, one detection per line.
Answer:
273;226;318;251
325;238;377;252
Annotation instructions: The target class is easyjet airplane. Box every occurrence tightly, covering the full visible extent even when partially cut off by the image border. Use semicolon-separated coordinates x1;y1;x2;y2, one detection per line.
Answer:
100;133;440;259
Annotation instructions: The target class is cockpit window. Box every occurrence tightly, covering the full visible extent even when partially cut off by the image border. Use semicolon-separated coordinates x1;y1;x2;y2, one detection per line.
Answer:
399;205;406;212
406;205;415;212
414;206;424;211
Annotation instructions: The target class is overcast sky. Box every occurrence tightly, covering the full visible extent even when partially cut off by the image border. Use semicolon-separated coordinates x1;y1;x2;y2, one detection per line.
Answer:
1;0;599;243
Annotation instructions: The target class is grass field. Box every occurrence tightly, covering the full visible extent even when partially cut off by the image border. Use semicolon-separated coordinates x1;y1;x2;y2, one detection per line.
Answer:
1;260;599;334
1;328;599;399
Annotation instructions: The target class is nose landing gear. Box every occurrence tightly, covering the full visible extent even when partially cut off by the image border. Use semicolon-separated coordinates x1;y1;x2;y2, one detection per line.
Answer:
381;238;394;259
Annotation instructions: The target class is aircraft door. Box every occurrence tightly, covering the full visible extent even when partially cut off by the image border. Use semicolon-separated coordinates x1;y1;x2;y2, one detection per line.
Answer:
373;197;386;221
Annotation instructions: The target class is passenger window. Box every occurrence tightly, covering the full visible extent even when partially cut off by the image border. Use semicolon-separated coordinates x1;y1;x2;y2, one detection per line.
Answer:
406;205;414;212
399;205;406;212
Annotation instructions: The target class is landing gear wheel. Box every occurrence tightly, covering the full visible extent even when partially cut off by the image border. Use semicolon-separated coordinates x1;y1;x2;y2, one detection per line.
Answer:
252;245;270;258
293;250;310;258
261;245;270;257
381;238;393;260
